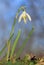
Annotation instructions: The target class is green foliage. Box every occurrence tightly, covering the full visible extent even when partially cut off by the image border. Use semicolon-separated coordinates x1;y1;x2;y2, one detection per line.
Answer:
0;6;25;57
0;18;16;56
10;30;21;58
5;61;13;65
7;17;16;61
0;58;37;65
0;33;14;56
10;18;16;36
0;44;6;56
0;6;35;65
29;62;35;65
16;28;34;59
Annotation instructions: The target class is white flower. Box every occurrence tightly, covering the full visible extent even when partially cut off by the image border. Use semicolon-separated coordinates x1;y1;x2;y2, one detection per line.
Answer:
18;11;31;24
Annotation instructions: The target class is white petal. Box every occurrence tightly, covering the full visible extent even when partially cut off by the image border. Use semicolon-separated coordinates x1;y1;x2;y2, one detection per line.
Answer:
26;13;31;21
18;14;23;23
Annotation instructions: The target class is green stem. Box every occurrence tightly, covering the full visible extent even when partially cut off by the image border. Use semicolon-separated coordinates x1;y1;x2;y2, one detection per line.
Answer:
10;30;21;59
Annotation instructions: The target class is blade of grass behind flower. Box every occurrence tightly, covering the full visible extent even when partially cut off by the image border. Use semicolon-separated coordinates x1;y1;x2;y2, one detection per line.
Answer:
7;18;16;61
10;18;16;36
16;28;34;59
0;6;25;57
10;30;21;58
0;33;14;57
0;18;16;56
0;44;7;56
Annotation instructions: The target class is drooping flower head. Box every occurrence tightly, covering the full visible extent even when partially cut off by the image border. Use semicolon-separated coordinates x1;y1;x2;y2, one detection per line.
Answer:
18;10;31;24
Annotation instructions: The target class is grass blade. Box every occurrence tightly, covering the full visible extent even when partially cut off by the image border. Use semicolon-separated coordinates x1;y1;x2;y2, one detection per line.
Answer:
0;33;14;57
10;30;21;58
0;44;7;56
10;18;16;36
7;18;16;61
0;18;16;57
16;28;34;59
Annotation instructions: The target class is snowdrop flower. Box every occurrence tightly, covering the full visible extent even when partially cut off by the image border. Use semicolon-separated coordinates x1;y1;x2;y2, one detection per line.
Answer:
18;11;31;24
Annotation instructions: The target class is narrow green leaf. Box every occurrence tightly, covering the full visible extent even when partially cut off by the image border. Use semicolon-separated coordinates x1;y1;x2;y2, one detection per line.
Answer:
10;30;21;58
10;18;16;36
0;17;16;56
0;44;7;56
16;28;34;59
0;33;14;55
7;18;16;61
